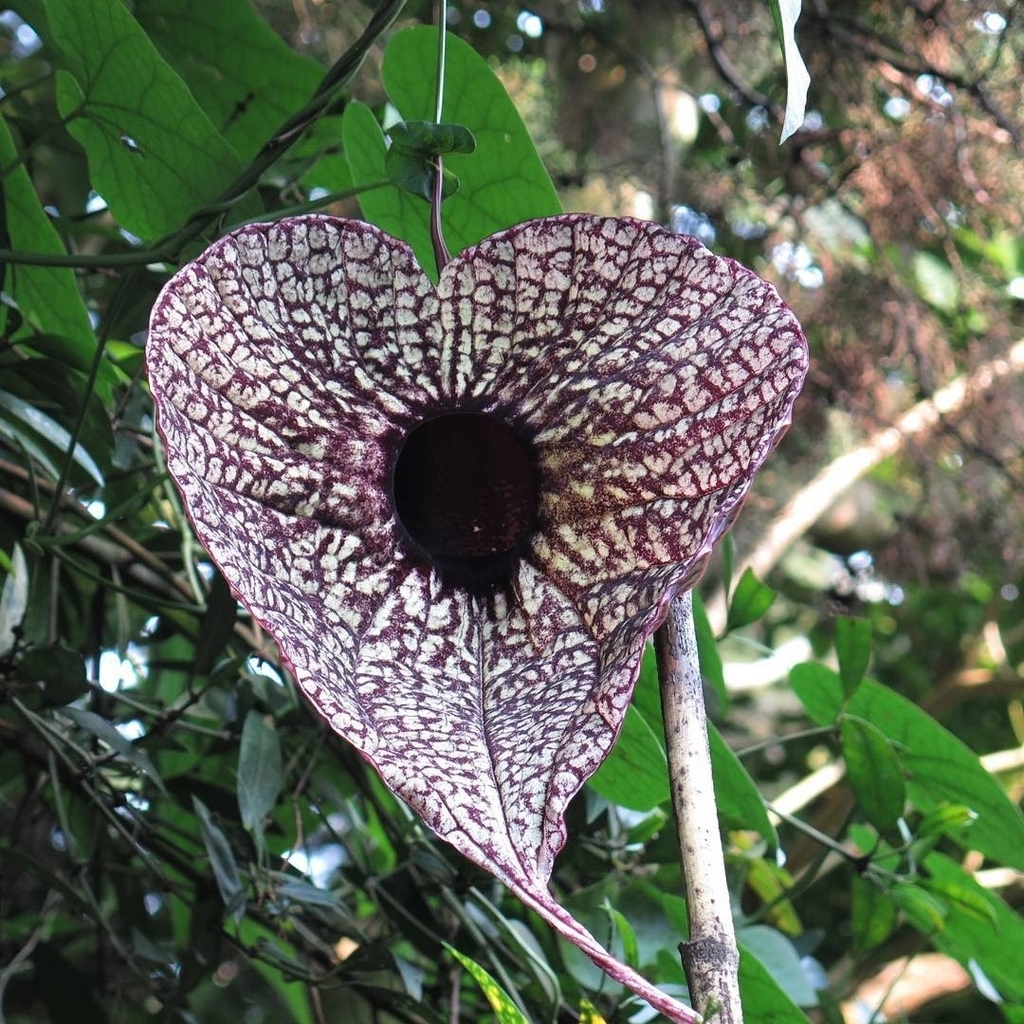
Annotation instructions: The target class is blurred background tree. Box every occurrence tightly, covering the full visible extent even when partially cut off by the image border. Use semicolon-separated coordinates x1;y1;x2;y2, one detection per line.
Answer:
2;1;1023;1021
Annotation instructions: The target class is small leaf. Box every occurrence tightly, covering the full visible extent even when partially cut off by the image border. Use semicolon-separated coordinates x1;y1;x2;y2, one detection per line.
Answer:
0;543;29;658
606;903;639;969
839;714;906;834
237;711;283;834
916;804;977;842
834;616;871;698
387;120;476;156
0;389;104;487
58;706;166;793
447;945;531;1024
892;879;949;933
385;147;461;203
578;999;609;1024
693;591;726;711
921;871;998;929
850;873;898;952
192;796;246;923
193;570;238;676
768;0;811;143
727;567;777;632
913;250;960;313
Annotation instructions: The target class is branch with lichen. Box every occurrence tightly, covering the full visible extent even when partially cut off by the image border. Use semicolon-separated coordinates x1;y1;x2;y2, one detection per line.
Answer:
657;591;742;1023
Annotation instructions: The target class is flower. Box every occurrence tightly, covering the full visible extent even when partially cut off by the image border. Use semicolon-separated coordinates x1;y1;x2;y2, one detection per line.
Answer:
147;213;807;1020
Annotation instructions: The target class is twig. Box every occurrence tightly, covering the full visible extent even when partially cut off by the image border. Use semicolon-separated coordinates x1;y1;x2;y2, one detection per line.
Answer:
656;591;742;1022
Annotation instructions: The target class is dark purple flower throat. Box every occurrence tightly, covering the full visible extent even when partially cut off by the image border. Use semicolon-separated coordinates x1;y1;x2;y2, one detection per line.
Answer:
391;411;539;587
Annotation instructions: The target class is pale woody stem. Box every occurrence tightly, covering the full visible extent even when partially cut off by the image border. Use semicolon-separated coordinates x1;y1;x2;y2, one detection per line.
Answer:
656;591;743;1023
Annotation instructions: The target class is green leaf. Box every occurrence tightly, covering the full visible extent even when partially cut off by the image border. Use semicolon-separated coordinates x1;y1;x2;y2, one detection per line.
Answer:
447;945;531;1023
236;918;316;1024
590;644;774;845
917;804;978;842
58;706;166;794
383;121;476;202
16;644;88;706
834;616;871;697
767;0;811;143
710;724;778;847
237;711;283;834
606;902;639;969
850;873;898;952
133;0;324;163
0;388;104;487
45;0;246;241
578;999;609;1024
693;591;726;711
739;925;817;1007
387;120;477;157
839;714;906;834
0;113;108;388
385;147;461;203
0;543;29;658
913;250;960;313
192;796;245;923
791;664;1024;869
588;647;669;811
344;27;560;278
193;570;237;676
891;878;949;932
738;940;813;1022
727;567;777;632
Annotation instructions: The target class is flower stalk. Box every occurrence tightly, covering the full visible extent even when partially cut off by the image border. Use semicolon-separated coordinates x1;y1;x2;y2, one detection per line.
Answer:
657;591;742;1022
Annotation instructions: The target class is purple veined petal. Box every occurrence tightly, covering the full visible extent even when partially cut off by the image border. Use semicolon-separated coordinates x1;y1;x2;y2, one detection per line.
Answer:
147;212;808;1022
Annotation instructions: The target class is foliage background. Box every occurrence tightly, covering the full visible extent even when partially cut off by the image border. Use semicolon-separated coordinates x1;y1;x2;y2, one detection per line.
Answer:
1;1;1023;1021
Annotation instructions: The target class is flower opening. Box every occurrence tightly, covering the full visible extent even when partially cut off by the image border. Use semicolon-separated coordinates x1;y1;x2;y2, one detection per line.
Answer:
146;213;808;1021
391;410;539;589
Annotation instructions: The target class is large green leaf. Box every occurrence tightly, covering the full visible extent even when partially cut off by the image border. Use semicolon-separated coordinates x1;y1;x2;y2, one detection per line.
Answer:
134;0;323;163
589;646;776;846
738;944;813;1022
709;724;778;846
905;853;1024;1005
44;0;246;241
588;647;669;811
839;714;906;835
344;26;560;278
791;663;1024;869
0;112;99;374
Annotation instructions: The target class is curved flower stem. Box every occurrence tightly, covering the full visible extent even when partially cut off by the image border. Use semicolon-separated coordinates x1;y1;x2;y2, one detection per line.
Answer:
656;591;743;1023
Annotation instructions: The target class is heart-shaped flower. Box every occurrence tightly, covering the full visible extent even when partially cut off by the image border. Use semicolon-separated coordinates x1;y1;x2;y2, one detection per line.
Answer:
147;213;807;1021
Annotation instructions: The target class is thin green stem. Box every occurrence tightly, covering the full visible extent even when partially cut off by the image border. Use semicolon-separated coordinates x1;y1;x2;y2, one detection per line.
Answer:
430;1;451;272
736;724;836;758
435;1;448;123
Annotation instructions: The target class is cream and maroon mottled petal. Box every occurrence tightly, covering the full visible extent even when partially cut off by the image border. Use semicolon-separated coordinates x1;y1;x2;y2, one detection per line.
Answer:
148;213;807;1024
